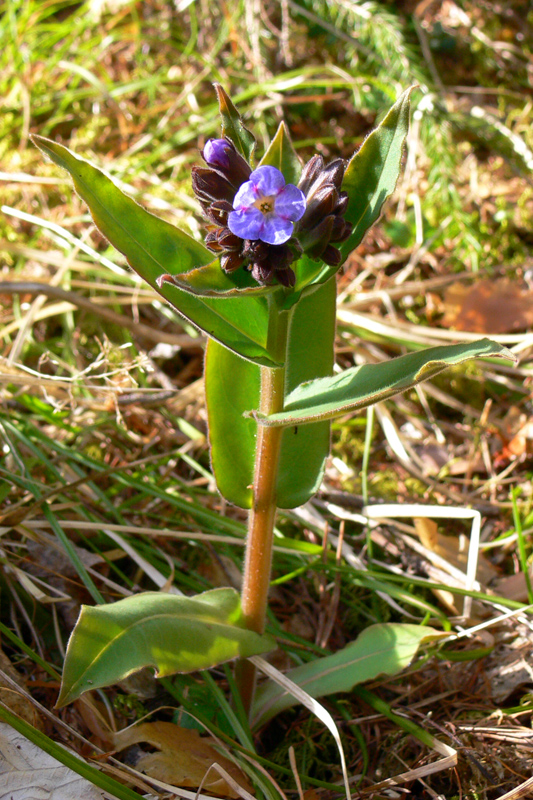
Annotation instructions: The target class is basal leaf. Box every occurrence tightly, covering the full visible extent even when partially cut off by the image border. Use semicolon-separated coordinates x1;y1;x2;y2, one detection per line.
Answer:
340;87;414;258
57;588;276;707
252;623;445;728
253;339;516;427
31;135;277;367
260;121;302;185
214;84;256;162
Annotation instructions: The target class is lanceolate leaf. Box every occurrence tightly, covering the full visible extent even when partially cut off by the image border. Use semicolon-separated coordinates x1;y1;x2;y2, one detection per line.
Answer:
260;121;302;185
31;135;278;367
214;84;256;162
252;623;445;728
57;589;276;707
340;87;414;258
253;339;516;427
206;278;336;509
275;88;414;306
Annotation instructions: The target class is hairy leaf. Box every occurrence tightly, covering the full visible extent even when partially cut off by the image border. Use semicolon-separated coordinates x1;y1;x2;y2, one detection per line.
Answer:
341;87;414;257
31;135;278;367
206;279;335;509
253;339;516;427
57;589;276;707
252;623;445;727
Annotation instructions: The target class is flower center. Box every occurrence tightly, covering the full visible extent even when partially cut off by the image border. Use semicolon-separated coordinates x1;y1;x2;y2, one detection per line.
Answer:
254;196;275;215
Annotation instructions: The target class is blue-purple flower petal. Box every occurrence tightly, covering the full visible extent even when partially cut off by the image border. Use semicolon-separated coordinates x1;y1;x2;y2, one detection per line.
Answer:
228;207;264;240
274;184;306;220
261;215;294;245
232;180;258;209
226;164;306;246
250;165;286;196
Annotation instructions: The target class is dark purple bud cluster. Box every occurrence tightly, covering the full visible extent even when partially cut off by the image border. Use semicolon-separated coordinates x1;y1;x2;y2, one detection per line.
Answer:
192;138;300;287
192;139;352;287
296;156;352;267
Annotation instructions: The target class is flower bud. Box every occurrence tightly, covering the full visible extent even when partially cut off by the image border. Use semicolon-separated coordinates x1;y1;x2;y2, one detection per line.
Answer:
298;184;337;230
296;154;350;266
221;252;245;273
298;155;324;195
275;266;296;288
334;192;349;216
205;200;233;227
202;138;251;189
217;229;242;251
330;217;352;244
192;167;235;204
205;230;224;252
203;139;231;169
299;216;334;259
321;245;342;267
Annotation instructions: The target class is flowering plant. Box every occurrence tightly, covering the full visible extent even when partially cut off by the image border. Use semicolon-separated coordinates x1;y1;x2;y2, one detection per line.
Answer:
32;87;513;722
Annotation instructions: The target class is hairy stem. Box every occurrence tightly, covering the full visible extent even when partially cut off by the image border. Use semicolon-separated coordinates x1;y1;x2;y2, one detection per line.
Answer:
237;299;289;717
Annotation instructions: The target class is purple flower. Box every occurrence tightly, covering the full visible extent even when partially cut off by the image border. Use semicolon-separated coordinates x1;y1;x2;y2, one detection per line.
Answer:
203;138;232;169
227;166;306;246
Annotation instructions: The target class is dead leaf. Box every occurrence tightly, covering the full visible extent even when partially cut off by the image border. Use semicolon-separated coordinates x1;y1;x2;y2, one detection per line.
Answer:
0;722;104;800
483;626;533;703
442;279;533;333
414;517;498;596
494;568;533;603
113;722;253;798
498;406;533;460
0;650;43;731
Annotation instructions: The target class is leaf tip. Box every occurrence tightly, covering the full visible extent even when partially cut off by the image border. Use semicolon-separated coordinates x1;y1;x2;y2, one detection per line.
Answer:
29;133;51;154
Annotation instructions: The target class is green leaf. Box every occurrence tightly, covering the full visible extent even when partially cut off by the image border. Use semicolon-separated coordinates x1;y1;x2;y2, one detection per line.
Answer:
278;87;415;307
214;84;256;162
260;121;302;184
57;588;276;707
205;338;259;509
31;135;278;367
165;259;273;297
252;623;445;728
277;276;335;508
340;86;414;258
205;279;336;509
254;339;516;427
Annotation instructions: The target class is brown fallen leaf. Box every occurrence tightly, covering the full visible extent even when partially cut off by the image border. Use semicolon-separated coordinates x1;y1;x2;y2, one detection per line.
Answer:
498;406;533;461
113;721;254;798
0;649;43;731
494;568;533;603
482;624;533;703
442;279;533;333
413;518;498;613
